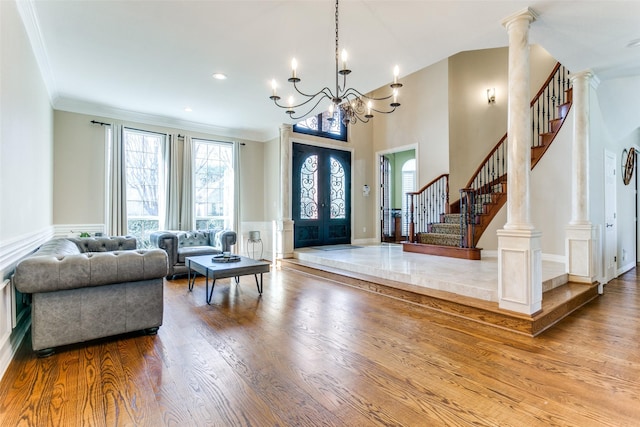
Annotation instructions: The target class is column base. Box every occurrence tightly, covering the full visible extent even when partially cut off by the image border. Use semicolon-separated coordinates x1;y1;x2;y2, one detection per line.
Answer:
565;224;597;284
274;219;294;259
497;228;543;315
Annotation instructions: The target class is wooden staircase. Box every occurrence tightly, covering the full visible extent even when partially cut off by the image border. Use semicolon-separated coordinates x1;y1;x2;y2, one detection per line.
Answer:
404;63;572;260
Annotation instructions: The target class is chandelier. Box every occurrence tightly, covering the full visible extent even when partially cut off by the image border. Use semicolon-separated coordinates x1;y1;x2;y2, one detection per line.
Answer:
269;0;403;125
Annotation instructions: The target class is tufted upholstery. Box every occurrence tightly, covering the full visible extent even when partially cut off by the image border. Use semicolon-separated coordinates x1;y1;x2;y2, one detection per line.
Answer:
13;236;168;355
68;236;137;253
150;229;236;278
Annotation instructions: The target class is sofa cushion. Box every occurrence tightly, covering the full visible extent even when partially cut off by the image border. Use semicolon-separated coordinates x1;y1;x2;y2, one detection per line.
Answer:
177;246;222;263
177;231;212;248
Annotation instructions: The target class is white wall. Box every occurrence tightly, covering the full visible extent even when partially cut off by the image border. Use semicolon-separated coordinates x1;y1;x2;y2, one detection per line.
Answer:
0;0;54;379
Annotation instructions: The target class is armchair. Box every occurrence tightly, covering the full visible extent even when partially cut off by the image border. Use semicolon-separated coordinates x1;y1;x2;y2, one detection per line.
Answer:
150;229;236;279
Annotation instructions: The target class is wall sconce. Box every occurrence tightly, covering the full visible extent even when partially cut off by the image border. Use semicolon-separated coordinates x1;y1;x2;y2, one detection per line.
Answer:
487;88;496;104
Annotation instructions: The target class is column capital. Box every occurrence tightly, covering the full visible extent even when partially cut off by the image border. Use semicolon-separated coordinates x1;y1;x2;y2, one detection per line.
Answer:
570;70;600;90
280;123;293;133
501;7;538;29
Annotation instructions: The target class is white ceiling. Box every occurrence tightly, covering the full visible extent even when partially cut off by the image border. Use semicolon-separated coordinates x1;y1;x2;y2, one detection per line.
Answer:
19;0;640;142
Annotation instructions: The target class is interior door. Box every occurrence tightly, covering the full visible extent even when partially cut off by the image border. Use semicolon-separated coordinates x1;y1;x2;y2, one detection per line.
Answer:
604;150;617;282
380;155;392;242
292;143;351;248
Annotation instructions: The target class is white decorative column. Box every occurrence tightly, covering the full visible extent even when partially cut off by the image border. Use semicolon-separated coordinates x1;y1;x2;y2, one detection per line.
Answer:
566;71;597;284
275;124;294;259
497;8;542;315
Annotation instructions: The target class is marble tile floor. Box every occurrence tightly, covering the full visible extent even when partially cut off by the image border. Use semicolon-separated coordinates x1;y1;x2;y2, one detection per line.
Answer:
294;243;568;302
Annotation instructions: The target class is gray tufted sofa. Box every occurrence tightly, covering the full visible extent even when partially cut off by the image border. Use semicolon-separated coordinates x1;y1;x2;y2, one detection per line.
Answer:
150;229;236;279
13;236;168;357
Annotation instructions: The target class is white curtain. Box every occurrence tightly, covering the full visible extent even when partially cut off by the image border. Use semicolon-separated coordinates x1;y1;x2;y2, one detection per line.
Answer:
164;134;194;231
181;135;195;230
164;134;182;230
233;141;241;234
107;123;128;236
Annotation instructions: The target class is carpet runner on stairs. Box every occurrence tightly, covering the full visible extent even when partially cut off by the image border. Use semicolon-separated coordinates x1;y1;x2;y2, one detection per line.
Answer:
417;213;462;247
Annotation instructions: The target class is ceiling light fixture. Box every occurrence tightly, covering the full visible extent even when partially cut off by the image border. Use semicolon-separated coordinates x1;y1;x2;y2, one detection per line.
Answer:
269;0;402;125
212;73;227;80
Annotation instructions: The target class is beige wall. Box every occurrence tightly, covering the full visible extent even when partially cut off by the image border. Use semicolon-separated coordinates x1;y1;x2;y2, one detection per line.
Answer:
448;45;558;201
1;0;54;246
52;110;265;229
370;59;450;188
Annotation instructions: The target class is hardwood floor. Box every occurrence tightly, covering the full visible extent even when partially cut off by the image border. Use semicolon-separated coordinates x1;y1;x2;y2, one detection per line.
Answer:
0;265;639;426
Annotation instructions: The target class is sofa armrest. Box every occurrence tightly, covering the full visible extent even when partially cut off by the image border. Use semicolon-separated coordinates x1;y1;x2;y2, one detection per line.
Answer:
212;230;237;252
150;231;179;267
14;249;168;294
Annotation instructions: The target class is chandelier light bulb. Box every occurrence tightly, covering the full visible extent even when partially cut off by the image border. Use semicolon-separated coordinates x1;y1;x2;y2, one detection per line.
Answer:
271;79;277;96
393;65;399;83
291;58;298;78
329;103;334;115
288;96;294;107
341;49;348;70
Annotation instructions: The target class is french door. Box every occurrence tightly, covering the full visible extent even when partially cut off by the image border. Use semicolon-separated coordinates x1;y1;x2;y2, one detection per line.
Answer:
292;143;351;248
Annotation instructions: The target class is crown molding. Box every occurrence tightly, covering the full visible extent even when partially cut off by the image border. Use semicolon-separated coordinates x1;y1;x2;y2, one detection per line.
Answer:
15;0;57;103
53;97;273;142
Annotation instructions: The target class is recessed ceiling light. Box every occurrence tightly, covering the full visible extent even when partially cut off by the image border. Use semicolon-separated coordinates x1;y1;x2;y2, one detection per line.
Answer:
184;107;192;112
212;73;227;80
627;38;640;48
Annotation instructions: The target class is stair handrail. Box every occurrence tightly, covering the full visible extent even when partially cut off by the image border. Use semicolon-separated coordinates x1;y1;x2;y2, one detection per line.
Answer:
406;173;449;243
457;61;571;248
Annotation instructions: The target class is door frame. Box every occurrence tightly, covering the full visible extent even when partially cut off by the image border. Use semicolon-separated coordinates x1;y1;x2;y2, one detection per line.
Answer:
603;149;618;283
289;137;354;245
375;143;419;243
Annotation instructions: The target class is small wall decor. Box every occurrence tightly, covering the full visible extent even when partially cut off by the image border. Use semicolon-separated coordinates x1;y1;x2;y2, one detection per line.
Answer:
622;147;635;185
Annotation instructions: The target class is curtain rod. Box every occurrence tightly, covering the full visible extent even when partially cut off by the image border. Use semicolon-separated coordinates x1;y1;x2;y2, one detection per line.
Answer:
90;120;111;126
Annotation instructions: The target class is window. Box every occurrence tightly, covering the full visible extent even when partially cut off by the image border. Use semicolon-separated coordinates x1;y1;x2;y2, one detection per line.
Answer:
401;159;416;236
294;109;347;141
193;139;234;231
123;128;165;247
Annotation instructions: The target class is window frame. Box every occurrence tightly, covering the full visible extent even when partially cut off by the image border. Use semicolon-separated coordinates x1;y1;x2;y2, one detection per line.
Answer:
192;138;235;231
293;110;348;142
122;127;166;248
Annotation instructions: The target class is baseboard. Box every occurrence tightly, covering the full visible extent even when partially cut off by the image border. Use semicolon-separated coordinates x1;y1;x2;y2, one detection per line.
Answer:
617;261;636;277
0;315;30;382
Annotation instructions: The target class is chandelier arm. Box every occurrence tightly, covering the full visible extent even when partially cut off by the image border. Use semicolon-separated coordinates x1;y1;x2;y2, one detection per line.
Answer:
370;105;398;115
273;91;330;110
288;95;333;121
342;87;394;102
292;81;336;100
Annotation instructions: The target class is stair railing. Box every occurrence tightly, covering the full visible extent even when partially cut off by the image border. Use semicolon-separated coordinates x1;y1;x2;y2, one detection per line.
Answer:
406;173;449;243
531;63;571;148
458;62;571;248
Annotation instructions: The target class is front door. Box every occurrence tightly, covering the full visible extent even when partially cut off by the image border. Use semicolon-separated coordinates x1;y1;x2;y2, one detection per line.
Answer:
292;143;351;248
